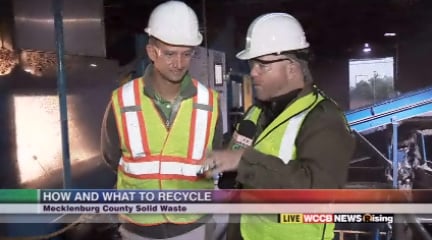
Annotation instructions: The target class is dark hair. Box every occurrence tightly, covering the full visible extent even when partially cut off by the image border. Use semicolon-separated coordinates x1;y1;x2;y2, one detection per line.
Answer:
148;37;158;46
279;48;311;62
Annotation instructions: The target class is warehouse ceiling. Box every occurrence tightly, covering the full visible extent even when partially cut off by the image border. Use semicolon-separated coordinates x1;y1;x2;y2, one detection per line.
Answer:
103;0;432;64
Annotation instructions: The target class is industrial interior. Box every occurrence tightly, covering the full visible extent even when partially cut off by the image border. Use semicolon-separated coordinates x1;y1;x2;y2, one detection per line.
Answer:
0;0;432;239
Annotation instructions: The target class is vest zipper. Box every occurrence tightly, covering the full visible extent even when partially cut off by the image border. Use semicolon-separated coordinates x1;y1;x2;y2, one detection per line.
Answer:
165;97;182;130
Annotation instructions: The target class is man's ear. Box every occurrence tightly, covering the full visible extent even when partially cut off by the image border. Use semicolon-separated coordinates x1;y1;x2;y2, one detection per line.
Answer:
146;44;156;62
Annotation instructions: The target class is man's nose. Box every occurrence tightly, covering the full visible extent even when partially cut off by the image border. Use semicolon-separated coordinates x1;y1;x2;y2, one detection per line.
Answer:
250;64;260;77
172;54;184;69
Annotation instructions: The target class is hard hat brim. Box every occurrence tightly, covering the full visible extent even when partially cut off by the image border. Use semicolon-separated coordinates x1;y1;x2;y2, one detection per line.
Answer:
236;44;310;60
145;27;203;46
236;49;256;60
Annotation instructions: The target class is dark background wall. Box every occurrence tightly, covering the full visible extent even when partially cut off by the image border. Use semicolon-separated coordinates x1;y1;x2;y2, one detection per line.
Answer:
102;0;432;110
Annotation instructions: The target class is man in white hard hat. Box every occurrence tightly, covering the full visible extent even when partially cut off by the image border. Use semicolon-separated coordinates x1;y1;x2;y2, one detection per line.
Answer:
202;13;355;240
101;1;225;239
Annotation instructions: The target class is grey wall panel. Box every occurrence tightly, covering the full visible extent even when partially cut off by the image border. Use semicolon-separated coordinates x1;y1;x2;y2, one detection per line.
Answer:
13;0;106;57
189;47;210;86
209;49;228;134
189;47;228;134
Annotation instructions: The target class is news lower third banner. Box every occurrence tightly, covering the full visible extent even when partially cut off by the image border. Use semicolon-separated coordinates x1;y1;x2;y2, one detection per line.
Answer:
0;189;426;203
0;189;430;217
278;213;395;224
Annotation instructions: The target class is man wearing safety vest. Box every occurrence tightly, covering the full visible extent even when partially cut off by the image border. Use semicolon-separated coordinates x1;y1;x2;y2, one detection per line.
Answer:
101;1;225;239
202;13;355;240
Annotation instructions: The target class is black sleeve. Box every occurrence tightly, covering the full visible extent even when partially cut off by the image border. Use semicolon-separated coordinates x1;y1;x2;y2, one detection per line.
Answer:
236;103;355;189
211;101;224;150
100;101;122;173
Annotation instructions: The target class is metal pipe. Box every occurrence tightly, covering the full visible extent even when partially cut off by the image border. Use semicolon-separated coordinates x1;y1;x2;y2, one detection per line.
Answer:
392;120;398;188
134;33;146;78
353;130;392;165
419;132;428;162
373;227;380;240
394;40;399;87
201;0;210;86
350;157;372;164
407;214;432;240
201;0;208;51
53;0;72;189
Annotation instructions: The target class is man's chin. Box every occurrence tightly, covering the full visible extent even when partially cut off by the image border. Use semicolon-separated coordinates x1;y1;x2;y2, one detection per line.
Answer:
166;77;184;84
256;94;270;102
168;73;186;83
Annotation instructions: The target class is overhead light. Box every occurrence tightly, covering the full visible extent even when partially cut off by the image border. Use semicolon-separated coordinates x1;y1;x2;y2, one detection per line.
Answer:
363;43;371;53
384;32;397;37
89;63;97;67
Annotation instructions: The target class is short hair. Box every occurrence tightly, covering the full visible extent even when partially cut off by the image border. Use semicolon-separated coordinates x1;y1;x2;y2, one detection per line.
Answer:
280;49;311;62
148;37;158;46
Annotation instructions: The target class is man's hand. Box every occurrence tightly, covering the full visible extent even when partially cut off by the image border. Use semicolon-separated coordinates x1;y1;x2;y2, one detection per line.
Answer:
200;149;245;177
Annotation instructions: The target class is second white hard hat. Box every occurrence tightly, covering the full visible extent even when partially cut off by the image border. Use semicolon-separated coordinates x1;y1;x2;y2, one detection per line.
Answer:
236;13;309;60
144;1;202;46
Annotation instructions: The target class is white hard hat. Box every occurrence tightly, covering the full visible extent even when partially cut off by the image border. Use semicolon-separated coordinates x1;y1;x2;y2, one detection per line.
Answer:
144;1;202;46
236;13;309;60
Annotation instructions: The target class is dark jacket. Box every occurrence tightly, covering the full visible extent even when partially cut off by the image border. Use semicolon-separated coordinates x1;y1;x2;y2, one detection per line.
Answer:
236;85;355;189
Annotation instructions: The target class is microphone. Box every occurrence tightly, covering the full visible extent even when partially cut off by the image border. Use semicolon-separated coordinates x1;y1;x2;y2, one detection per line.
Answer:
230;120;256;150
218;120;257;189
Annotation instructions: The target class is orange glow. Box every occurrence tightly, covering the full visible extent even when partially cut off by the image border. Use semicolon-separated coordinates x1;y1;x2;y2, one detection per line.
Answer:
13;95;98;184
0;47;18;76
19;51;57;77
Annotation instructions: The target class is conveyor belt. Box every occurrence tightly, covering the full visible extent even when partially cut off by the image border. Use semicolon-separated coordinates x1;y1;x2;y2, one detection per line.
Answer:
346;86;432;132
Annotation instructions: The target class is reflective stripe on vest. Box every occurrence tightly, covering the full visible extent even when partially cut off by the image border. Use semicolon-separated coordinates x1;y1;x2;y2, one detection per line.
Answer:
278;110;308;163
245;92;324;162
119;79;148;158
114;78;214;178
119;158;202;177
190;81;211;160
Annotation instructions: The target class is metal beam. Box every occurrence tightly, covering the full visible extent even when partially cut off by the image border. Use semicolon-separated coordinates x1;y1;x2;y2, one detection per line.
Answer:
53;0;72;189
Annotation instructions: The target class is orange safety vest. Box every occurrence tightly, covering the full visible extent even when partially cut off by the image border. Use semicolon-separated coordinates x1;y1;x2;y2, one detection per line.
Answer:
111;77;219;225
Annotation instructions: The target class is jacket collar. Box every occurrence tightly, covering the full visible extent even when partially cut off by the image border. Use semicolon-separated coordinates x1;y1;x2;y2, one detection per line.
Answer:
256;84;315;127
141;64;197;100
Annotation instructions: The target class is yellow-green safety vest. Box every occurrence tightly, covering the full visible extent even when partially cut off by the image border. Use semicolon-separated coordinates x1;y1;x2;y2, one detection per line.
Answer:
240;91;335;240
111;77;219;225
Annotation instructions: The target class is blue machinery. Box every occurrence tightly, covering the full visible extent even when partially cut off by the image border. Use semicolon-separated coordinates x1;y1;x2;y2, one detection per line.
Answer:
343;88;432;240
345;86;432;188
